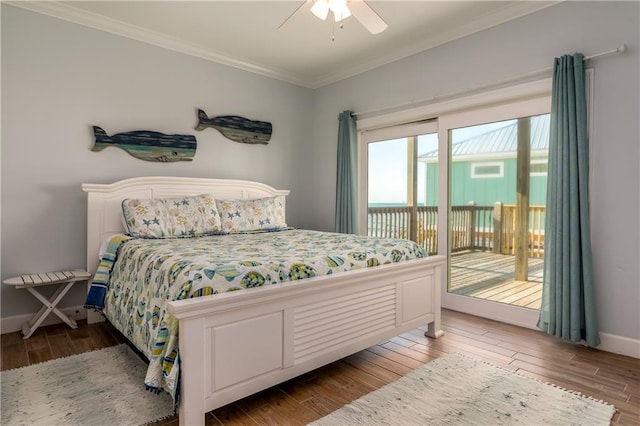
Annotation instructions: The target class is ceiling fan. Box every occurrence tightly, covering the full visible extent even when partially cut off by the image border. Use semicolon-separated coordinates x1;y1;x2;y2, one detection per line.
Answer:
279;0;388;35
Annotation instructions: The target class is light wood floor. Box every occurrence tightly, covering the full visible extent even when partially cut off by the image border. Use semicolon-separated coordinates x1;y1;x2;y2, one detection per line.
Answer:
451;251;544;309
2;310;638;425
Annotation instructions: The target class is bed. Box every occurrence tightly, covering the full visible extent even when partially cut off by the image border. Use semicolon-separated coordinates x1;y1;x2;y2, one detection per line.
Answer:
83;176;445;426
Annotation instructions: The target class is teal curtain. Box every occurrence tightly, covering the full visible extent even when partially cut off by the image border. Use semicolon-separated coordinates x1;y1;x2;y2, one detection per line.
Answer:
335;111;357;233
537;54;599;347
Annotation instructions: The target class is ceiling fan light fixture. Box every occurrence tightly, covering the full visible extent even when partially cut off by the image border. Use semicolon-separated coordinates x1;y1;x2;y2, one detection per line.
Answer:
301;0;387;35
311;0;330;20
312;0;351;23
330;0;351;22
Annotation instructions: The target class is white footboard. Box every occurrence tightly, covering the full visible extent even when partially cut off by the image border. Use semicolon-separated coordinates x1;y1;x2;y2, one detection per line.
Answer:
168;255;445;426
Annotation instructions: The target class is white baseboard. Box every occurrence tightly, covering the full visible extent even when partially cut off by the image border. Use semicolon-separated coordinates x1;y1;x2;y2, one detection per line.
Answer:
598;332;640;359
0;305;87;335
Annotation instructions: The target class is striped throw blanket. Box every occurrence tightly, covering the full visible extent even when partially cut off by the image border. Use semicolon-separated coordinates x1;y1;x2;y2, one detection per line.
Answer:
84;235;131;311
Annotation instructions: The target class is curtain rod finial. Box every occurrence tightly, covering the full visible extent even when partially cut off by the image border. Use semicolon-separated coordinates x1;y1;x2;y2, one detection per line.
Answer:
618;43;628;54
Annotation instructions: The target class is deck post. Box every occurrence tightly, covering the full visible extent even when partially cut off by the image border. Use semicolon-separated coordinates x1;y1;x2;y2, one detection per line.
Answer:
515;118;530;281
467;201;476;251
492;202;503;254
408;136;418;242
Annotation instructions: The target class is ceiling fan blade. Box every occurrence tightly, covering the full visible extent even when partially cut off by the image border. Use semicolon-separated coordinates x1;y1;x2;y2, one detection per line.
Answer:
349;0;388;34
277;0;308;30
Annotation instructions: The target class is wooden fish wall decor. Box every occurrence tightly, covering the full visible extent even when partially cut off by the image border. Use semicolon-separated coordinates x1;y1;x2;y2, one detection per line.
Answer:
91;126;197;162
195;109;272;145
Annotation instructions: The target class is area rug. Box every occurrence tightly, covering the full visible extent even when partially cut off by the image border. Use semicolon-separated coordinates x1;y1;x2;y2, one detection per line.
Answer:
1;344;174;426
311;353;616;425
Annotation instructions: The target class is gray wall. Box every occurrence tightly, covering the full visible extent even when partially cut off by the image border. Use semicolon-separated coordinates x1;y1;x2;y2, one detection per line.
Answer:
1;5;314;317
311;1;639;341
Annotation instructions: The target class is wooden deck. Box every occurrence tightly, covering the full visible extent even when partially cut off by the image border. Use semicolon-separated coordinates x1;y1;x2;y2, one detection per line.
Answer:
450;251;544;309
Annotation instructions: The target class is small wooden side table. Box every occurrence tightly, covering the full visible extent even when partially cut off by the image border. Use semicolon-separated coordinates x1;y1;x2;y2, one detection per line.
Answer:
3;270;91;339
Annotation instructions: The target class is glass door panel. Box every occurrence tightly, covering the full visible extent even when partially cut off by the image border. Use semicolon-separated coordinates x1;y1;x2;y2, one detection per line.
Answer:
448;114;549;310
366;132;438;255
417;133;438;255
367;138;409;239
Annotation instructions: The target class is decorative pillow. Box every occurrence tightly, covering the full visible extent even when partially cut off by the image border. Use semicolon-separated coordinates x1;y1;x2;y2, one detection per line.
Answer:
216;195;286;233
122;194;222;238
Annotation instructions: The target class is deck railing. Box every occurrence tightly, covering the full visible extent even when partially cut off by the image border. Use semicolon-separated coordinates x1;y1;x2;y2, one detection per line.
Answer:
367;203;545;257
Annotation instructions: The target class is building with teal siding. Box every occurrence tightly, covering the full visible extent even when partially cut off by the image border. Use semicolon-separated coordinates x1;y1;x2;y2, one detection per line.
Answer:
419;115;549;207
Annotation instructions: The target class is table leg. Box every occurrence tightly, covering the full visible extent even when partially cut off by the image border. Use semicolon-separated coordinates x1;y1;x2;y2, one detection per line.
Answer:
22;281;78;339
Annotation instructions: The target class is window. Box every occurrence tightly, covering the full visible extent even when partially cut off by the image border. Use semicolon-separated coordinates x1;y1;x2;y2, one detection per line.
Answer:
471;162;504;178
530;159;548;176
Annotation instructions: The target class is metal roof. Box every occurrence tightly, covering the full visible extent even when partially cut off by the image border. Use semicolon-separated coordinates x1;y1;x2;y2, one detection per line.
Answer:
420;114;549;159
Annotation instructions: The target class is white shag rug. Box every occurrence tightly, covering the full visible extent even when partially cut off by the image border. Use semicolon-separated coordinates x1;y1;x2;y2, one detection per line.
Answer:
311;353;616;425
1;344;174;426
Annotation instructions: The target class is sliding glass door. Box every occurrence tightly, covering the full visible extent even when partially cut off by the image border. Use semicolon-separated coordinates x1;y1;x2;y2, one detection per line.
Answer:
438;97;550;328
357;92;552;328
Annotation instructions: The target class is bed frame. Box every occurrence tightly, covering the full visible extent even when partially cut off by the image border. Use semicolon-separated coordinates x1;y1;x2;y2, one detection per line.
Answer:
82;176;445;426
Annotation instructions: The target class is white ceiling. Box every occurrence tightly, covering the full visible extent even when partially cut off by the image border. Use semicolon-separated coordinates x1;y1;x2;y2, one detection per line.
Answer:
11;1;558;88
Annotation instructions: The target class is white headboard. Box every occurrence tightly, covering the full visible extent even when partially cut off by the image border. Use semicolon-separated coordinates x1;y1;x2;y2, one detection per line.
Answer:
82;176;290;274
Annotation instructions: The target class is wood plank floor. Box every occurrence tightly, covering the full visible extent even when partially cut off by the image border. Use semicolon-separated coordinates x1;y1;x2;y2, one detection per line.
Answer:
2;310;638;425
450;251;544;309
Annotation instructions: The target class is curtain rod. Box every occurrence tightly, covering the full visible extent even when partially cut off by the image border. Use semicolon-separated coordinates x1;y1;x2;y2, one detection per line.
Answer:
353;43;627;119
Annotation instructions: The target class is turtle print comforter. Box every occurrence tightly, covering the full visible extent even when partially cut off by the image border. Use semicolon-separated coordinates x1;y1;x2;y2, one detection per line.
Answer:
98;229;427;401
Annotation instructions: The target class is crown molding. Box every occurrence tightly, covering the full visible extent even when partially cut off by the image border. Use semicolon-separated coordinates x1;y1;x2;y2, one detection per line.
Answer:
5;1;312;88
7;1;561;90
